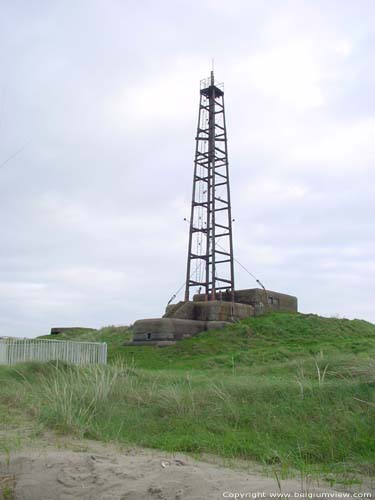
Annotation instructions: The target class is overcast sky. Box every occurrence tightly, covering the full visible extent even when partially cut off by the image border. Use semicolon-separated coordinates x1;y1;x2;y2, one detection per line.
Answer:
0;0;374;338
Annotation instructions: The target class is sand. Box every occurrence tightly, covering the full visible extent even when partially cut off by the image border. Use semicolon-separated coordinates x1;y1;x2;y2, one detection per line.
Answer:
0;439;365;500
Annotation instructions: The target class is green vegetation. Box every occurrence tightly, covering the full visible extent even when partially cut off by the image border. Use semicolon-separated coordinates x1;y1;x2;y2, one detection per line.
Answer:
41;313;375;370
1;313;375;484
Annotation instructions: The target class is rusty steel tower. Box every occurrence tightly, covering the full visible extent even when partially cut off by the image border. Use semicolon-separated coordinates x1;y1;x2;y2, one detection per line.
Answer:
184;71;235;302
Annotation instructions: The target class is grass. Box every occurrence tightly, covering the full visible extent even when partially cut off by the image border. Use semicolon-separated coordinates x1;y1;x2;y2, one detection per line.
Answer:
1;313;375;486
40;313;375;370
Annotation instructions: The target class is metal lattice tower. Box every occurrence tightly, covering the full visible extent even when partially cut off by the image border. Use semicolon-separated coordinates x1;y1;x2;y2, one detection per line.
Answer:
184;71;235;302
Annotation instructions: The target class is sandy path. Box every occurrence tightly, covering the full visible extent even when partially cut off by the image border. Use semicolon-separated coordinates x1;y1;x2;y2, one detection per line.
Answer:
0;439;362;500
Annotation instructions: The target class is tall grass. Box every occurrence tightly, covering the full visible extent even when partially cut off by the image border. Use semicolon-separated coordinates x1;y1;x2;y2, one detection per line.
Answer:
2;313;375;484
22;356;375;474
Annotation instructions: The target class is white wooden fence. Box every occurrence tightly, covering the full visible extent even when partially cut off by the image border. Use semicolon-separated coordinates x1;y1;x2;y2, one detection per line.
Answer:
0;338;107;366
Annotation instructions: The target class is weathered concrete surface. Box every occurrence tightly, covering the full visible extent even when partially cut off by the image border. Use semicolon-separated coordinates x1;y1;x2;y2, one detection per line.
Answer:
131;315;238;345
235;288;297;315
193;288;298;315
128;288;297;345
132;318;207;343
164;301;196;320
194;301;254;321
164;300;254;322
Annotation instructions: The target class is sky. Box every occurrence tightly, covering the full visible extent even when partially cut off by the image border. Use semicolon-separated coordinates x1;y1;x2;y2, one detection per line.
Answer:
0;0;374;338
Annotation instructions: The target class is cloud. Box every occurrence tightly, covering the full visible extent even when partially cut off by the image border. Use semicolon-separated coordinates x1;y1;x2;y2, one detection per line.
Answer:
0;0;374;337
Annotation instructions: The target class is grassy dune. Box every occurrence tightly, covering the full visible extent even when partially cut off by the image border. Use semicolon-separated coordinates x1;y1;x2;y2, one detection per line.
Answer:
1;313;375;484
40;313;375;369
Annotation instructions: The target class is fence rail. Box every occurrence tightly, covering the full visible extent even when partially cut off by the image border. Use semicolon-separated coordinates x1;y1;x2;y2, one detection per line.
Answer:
0;338;107;366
